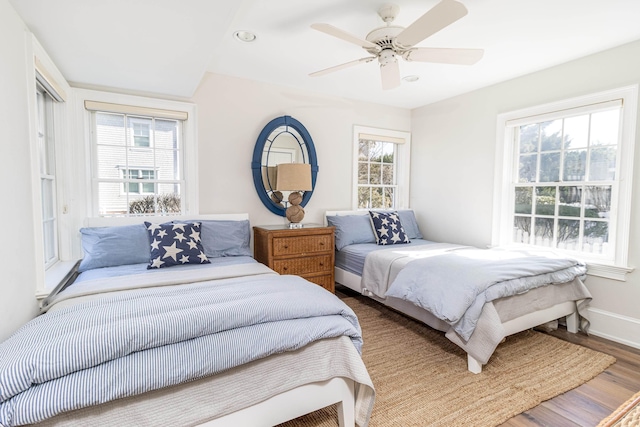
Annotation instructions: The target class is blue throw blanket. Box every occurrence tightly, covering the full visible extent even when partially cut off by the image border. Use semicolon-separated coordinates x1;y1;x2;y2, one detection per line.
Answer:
0;274;362;427
385;247;587;341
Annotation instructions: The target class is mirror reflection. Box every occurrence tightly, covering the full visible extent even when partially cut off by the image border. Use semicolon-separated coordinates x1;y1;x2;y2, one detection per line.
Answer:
261;126;309;207
251;116;318;217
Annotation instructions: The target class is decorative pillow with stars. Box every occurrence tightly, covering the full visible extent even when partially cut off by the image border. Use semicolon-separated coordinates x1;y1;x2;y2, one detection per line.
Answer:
144;221;210;269
368;211;411;246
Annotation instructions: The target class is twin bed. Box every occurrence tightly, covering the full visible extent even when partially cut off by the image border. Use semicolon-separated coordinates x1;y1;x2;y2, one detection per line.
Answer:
0;214;374;427
326;210;591;374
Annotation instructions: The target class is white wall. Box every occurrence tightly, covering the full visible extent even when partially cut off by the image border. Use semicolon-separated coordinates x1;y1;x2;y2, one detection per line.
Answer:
411;39;640;348
0;0;40;341
191;73;411;227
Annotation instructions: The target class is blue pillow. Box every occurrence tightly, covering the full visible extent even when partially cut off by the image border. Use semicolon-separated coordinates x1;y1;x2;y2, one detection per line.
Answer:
397;210;423;239
145;221;210;269
181;220;251;258
368;211;410;245
326;215;376;251
78;224;150;272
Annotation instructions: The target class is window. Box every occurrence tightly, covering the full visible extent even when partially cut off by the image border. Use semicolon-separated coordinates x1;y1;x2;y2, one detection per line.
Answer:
353;126;411;210
89;106;186;216
36;84;57;267
122;168;156;194
132;121;151;147
81;92;197;219
493;86;637;280
357;139;397;209
31;37;76;297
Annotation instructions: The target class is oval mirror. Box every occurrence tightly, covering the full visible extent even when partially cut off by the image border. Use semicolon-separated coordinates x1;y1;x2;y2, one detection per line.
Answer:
251;116;318;216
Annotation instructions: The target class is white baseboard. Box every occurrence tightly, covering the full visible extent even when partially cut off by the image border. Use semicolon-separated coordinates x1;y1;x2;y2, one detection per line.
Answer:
586;307;640;350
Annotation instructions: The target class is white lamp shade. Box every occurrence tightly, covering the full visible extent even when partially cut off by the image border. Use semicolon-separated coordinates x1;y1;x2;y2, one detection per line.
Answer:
276;163;312;191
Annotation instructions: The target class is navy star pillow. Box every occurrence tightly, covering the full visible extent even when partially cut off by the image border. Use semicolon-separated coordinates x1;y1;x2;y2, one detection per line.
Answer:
368;211;411;246
144;221;210;269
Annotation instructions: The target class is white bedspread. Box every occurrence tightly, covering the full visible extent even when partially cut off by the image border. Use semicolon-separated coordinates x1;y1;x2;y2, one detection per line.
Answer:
359;243;591;365
386;246;587;340
361;243;467;298
43;262;276;312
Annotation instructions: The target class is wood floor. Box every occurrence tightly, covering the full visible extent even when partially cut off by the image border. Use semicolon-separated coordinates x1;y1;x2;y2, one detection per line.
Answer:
500;327;640;427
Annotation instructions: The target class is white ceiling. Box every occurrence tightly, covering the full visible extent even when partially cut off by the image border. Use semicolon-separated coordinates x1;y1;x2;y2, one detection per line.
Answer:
10;0;640;109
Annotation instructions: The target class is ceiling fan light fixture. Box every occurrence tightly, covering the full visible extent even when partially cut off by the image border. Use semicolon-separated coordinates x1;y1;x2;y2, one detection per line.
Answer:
233;30;257;43
402;75;420;83
378;49;396;66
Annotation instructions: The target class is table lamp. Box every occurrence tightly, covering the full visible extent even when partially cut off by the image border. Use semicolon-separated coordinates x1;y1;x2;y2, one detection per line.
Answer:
276;163;312;228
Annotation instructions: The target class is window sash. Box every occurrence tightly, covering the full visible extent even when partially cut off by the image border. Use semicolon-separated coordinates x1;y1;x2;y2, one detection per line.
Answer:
92;110;184;216
36;85;58;267
507;105;621;260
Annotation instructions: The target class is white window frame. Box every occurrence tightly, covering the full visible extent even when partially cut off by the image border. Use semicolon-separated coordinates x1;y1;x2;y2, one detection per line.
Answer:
28;35;76;297
492;85;637;281
36;84;58;268
352;125;411;210
77;89;199;217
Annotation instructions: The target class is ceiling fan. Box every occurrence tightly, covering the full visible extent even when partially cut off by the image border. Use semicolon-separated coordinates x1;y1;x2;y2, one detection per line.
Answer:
309;0;484;90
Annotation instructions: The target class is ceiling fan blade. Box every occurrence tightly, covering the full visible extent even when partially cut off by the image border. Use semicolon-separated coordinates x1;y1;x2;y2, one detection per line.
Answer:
309;57;376;77
395;0;468;48
311;23;380;50
380;60;400;90
404;47;484;65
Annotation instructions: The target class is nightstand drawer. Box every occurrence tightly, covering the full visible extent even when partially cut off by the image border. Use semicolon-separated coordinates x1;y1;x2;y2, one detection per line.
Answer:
304;274;335;293
272;235;332;256
273;254;332;275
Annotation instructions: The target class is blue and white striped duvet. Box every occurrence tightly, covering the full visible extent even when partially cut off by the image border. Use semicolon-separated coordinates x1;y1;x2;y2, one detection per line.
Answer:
0;271;362;427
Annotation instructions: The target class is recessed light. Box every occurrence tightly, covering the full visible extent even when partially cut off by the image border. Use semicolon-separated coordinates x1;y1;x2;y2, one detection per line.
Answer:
402;75;419;83
233;30;257;43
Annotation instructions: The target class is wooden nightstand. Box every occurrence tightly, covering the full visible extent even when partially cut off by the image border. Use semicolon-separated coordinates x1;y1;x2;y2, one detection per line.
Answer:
253;225;335;293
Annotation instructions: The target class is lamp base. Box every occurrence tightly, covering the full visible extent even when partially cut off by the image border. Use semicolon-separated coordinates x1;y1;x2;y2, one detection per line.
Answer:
288;222;304;229
285;192;305;226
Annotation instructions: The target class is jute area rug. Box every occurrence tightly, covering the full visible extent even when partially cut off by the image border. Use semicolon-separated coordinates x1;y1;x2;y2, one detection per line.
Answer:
279;295;615;427
597;390;640;427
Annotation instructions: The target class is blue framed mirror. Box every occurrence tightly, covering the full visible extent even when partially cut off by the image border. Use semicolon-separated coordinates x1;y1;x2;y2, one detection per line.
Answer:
251;116;318;216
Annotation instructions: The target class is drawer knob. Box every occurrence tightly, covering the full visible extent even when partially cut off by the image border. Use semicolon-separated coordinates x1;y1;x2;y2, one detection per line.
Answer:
284;245;289;249
319;242;324;246
319;262;324;266
283;266;288;271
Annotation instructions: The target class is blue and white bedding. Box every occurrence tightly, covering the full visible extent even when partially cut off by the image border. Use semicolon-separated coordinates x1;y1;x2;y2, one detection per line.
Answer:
341;241;591;366
335;239;436;276
385;246;587;341
0;263;364;427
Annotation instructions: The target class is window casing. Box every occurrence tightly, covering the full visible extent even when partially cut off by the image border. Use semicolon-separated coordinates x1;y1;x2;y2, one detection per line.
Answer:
353;126;411;210
493;86;637;280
